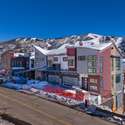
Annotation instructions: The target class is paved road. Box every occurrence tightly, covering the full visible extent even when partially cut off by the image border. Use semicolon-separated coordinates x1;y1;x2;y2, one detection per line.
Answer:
0;87;115;125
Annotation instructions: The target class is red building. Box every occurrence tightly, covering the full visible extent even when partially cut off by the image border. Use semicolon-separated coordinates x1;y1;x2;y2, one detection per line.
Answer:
67;43;123;112
34;42;123;112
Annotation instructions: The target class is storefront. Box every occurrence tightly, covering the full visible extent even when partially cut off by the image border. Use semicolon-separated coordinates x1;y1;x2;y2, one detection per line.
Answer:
62;76;79;86
82;75;100;93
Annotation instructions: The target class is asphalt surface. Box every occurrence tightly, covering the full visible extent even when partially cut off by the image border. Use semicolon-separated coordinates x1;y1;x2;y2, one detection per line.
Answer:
0;87;115;125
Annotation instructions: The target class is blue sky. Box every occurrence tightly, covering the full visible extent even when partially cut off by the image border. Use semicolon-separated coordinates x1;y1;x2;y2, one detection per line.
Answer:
0;0;124;40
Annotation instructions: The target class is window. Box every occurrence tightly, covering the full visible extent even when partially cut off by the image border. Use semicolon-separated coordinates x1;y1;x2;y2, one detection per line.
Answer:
88;61;96;67
68;59;75;67
116;74;121;83
78;56;86;61
87;56;96;61
53;57;58;61
87;56;97;74
115;58;120;70
112;57;114;71
63;57;68;61
112;57;121;71
100;57;103;73
88;68;96;73
68;56;75;68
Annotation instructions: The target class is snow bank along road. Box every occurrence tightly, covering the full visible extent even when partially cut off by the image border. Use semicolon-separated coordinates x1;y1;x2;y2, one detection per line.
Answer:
0;87;115;125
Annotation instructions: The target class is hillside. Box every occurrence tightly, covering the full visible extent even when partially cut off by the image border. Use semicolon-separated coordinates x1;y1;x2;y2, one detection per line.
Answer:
0;33;124;55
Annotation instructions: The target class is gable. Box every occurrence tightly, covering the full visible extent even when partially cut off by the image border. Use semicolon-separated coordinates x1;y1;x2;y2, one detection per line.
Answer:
111;45;121;57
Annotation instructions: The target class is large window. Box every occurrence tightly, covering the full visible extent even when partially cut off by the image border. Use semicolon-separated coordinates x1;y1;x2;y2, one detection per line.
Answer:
78;56;86;61
100;57;103;73
87;56;97;74
115;74;121;84
112;57;114;71
115;58;120;70
111;57;121;71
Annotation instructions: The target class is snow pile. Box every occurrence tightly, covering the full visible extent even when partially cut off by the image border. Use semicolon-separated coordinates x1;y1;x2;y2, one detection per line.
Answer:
3;80;87;106
36;89;84;106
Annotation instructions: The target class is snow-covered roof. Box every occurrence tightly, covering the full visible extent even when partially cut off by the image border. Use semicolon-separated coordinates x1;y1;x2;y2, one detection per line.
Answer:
34;45;48;55
48;48;66;55
48;43;72;55
34;41;115;55
75;41;112;51
83;42;112;51
34;44;73;56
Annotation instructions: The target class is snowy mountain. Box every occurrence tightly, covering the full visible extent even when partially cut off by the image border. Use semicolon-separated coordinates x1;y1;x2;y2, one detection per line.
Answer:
0;33;124;56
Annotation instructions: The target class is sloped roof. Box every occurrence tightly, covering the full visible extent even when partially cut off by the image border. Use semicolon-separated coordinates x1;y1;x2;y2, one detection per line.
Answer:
74;40;112;51
48;44;72;55
34;40;121;56
34;44;73;55
33;45;49;55
83;43;112;51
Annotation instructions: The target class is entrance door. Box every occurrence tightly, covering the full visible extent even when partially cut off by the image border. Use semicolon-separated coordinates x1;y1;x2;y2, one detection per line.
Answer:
82;77;88;90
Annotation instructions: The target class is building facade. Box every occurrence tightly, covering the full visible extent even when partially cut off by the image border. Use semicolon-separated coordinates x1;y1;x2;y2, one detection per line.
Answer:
66;44;123;112
1;50;14;76
34;42;124;112
11;56;30;76
34;46;47;80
